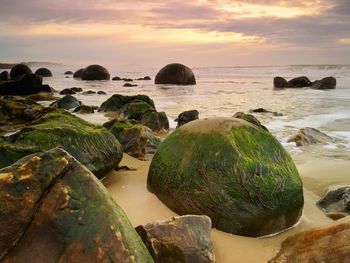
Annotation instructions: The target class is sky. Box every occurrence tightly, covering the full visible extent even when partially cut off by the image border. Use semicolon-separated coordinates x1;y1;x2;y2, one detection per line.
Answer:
0;0;350;68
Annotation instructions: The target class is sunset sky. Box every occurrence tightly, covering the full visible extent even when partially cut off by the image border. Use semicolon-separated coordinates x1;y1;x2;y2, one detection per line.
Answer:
0;0;350;68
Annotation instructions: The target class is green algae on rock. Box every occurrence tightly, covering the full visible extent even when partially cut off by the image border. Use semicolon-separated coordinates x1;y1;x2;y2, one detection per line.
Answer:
147;117;304;237
0;109;123;178
0;148;154;262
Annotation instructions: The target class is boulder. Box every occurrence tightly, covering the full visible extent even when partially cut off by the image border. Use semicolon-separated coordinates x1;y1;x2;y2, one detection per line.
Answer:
121;100;155;120
124;83;137;87
0;74;53;95
59;88;76;95
73;68;84;78
0;71;9;80
288;76;312;87
317;186;350;217
10;64;32;79
155;63;196;85
147;118;304;237
143;76;151;80
71;87;83;92
273;76;289;88
81;64;110;80
82;90;96;95
249;108;283;117
0;109;123;178
50;95;81;110
141;111;169;131
0;148;153;262
104;119;161;159
175;110;199;128
311;76;336;89
123;78;133;82
233;112;268;131
99;94;155;112
73;105;95;114
64;70;73;75
269;218;350;262
34;68;53;77
287;127;332;146
112;76;121;81
136;215;215;263
97;90;107;95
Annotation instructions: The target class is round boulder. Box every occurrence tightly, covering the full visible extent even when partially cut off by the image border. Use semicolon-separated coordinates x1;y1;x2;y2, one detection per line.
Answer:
147;118;304;237
35;68;53;77
155;63;196;85
273;76;289;88
73;68;85;78
10;64;33;79
81;64;110;80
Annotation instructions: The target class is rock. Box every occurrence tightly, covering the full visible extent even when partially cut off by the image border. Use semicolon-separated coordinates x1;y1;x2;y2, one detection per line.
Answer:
34;68;53;77
141;111;169;131
73;105;95;114
50;95;81;110
175;110;199;128
269;218;350;262
10;64;33;79
311;76;336;89
121;100;155;120
124;83;137;87
0;109;123;178
136;215;215;263
97;90;107;95
123;78;133;82
99;94;155;112
82;90;96;95
104;119;161;159
273;76;289;88
59;88;76;95
317;186;350;216
70;87;83;92
64;70;73;75
143;76;151;80
0;148;153;262
287;127;332;146
112;76;121;81
81;64;110;80
0;71;9;80
27;92;59;101
249;108;283;117
73;68;84;78
0;74;53;95
155;63;196;85
147;118;303;237
287;76;312;87
233;112;268;131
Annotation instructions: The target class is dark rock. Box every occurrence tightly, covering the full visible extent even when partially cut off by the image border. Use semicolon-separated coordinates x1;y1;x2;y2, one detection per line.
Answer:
27;92;59;101
288;76;312;87
50;95;81;110
143;76;151;80
81;64;110;80
97;90;107;95
123;78;133;82
82;90;96;95
0;109;123;178
73;105;95;114
0;71;9;80
175;110;199;128
59;88;76;95
99;94;155;112
311;76;336;89
317;186;350;217
249;108;283;116
269;218;350;262
273;76;289;88
141;111;169;131
124;83;137;87
73;68;84;78
0;148;153;262
233;112;269;131
65;76;70;78
10;64;33;79
136;215;215;263
34;68;53;77
40;84;54;92
287;127;332;146
121;100;155;120
147;118;303;237
70;87;83;92
155;63;196;85
64;71;73;75
112;76;121;81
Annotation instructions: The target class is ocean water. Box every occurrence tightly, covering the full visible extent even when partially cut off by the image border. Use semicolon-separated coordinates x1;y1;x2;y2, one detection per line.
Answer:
39;64;350;161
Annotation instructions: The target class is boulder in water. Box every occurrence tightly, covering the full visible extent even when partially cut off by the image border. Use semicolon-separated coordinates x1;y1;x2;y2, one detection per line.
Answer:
287;127;332;146
0;74;53;95
73;68;84;78
155;63;196;85
287;76;312;87
64;70;73;75
311;76;336;89
50;95;81;110
175;110;199;128
273;76;289;88
81;64;110;80
34;68;53;77
10;64;32;79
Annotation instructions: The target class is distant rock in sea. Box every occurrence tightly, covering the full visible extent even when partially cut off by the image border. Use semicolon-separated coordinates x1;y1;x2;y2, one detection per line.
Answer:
10;64;33;79
81;64;110;80
155;63;196;85
35;67;53;77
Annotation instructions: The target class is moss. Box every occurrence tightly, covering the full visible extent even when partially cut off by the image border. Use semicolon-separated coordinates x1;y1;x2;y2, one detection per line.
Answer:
121;100;155;120
148;118;303;237
99;94;155;112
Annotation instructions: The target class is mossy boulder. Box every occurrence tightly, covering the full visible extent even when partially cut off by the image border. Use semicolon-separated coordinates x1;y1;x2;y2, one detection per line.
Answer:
155;63;196;85
147;118;304;237
140;111;169;131
0;109;123;178
0;148;154;262
34;68;53;77
175;110;199;128
99;94;155;112
233;112;268;131
10;64;32;79
50;95;81;110
121;100;155;120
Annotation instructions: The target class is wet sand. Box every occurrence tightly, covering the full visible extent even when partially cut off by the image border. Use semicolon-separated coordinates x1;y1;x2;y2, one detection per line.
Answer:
103;153;349;263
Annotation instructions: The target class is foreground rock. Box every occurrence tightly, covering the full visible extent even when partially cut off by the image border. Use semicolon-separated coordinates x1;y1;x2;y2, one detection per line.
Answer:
0;148;153;262
34;67;53;77
287;127;332;146
175;110;199;128
0;71;9;80
104;119;161;159
10;64;32;79
155;63;196;85
0;74;53;95
50;95;81;110
148;118;303;237
269;218;350;262
27;92;59;101
0;109;122;178
136;215;215;263
81;64;110;80
317;186;350;218
233;112;268;131
311;76;336;89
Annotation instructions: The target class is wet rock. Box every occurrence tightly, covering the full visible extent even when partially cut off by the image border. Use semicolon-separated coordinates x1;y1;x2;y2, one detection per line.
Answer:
288;76;312;87
34;68;53;77
73;68;84;78
123;78;133;82
136;215;215;263
81;64;110;80
269;218;350;263
59;88;76;95
73;105;95;114
27;92;59;101
10;64;33;79
0;71;9;80
99;94;155;112
64;71;73;75
50;95;81;110
233;112;268;131
0;109;123;178
317;186;350;217
311;76;336;89
175;110;199;128
112;76;121;81
71;87;83;92
97;90;107;95
124;83;137;87
287;127;332;146
121;100;155;120
148;118;303;237
82;90;96;95
0;148;153;262
137;76;152;80
249;108;283;116
141;111;169;131
273;76;289;88
155;63;196;85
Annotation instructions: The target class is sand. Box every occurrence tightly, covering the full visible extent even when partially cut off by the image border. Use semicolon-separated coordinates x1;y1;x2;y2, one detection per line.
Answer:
103;153;349;263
